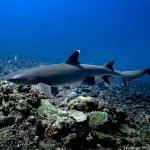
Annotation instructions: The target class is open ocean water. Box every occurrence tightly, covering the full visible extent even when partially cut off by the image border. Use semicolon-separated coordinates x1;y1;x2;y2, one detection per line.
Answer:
0;0;150;70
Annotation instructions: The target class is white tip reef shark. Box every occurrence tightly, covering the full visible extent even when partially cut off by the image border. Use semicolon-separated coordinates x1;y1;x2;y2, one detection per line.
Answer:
3;50;150;98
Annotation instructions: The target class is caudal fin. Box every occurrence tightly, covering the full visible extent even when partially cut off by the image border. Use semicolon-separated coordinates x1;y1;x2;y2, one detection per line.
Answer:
122;78;131;90
120;68;150;90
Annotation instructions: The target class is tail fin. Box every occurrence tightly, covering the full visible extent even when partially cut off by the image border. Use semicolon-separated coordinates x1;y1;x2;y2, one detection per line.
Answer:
120;68;150;90
122;77;131;90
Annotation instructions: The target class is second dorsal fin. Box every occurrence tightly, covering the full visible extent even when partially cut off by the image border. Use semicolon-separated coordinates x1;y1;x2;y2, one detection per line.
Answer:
104;60;114;71
65;50;80;65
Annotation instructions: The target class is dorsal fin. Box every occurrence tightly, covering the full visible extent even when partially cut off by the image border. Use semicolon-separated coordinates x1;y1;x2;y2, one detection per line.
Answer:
104;60;114;71
65;50;80;65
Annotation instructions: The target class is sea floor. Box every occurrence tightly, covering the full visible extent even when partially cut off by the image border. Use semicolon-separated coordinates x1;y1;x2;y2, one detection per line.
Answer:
0;56;150;150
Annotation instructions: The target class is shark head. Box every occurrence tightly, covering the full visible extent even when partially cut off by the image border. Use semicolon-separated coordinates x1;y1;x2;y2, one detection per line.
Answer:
4;69;38;85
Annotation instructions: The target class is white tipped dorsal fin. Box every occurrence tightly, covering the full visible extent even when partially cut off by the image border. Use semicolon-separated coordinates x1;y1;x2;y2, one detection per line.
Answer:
65;50;80;65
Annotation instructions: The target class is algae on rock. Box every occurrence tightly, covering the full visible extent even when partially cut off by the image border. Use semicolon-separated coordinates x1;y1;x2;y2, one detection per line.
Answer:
37;99;58;117
87;111;108;129
91;131;116;148
68;96;99;112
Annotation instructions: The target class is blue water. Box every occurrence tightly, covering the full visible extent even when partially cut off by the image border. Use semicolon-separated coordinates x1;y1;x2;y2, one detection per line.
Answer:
0;0;150;70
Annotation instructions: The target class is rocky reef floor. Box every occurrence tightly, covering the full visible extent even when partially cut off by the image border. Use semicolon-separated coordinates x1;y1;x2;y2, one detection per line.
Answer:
0;56;150;150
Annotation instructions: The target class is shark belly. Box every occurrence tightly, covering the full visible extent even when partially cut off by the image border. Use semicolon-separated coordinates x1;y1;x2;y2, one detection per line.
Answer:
40;72;86;86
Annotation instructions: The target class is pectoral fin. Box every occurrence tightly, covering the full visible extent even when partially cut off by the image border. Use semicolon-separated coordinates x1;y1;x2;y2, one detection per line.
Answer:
39;83;59;98
39;83;52;98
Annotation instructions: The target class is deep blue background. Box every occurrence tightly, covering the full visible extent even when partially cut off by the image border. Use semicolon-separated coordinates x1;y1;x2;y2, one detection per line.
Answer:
0;0;150;70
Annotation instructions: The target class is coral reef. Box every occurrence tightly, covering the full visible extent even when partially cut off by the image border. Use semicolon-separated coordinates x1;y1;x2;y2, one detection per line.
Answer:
0;57;150;149
68;96;99;112
87;111;108;129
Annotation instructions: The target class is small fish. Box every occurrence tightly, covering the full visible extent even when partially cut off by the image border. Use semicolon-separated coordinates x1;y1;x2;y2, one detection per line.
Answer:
3;50;150;98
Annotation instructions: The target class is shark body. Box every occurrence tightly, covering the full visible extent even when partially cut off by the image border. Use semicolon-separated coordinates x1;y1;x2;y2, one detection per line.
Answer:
3;50;150;97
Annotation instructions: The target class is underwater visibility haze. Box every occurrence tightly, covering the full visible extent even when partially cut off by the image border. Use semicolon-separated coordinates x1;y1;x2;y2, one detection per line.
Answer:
0;0;150;150
0;0;150;70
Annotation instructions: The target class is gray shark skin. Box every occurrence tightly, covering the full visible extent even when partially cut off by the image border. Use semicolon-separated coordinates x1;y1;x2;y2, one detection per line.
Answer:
3;50;150;97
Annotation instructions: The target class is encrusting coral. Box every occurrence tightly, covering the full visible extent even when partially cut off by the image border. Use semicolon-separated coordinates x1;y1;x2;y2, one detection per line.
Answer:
68;96;99;112
87;111;108;129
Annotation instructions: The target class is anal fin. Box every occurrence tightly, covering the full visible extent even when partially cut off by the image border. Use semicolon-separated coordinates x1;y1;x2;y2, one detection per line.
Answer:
102;76;111;84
